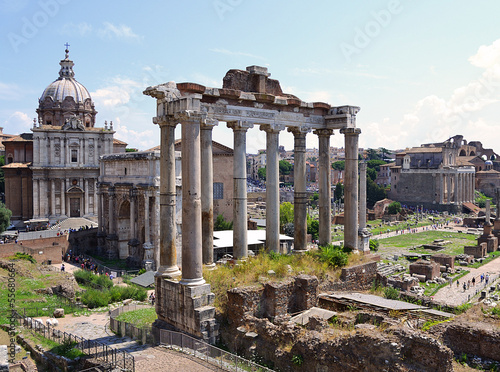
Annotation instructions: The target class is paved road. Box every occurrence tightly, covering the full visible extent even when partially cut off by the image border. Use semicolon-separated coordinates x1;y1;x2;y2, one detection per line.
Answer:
40;313;223;372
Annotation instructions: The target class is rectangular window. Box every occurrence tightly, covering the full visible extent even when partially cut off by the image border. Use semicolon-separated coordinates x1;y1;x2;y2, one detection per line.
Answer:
71;149;78;163
214;182;223;200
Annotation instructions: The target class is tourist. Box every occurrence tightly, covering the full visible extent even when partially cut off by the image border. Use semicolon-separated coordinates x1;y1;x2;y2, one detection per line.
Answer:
61;264;65;272
472;277;475;287
463;282;466;292
457;280;459;288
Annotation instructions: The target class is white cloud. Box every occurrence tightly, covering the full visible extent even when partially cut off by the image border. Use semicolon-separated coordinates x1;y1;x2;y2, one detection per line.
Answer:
60;22;93;36
361;38;500;150
2;111;32;134
59;22;141;42
97;22;141;41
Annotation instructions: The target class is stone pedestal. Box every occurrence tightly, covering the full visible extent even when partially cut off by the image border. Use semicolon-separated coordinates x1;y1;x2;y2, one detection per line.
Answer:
96;231;107;256
153;278;218;344
358;229;371;253
126;238;141;268
143;242;155;271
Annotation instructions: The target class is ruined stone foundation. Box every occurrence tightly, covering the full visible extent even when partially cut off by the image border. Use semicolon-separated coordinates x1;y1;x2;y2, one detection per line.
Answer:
152;278;218;344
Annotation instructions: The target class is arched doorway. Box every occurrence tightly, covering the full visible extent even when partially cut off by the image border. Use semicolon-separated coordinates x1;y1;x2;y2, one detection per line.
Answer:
66;186;84;217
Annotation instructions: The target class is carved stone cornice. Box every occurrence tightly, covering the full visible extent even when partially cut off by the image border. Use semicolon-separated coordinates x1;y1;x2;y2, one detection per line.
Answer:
288;126;311;137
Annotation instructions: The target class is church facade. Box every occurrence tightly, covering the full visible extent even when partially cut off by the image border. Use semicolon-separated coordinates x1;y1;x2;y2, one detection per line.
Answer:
3;47;126;225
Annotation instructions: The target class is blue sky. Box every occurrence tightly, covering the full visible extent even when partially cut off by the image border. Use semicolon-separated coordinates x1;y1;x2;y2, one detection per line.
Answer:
2;0;500;154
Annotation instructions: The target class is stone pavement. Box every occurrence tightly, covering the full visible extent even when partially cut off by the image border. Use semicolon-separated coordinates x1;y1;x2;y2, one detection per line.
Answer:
42;313;222;372
432;257;500;307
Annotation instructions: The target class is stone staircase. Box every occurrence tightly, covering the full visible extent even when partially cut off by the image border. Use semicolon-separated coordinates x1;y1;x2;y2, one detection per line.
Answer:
50;217;98;231
377;262;406;277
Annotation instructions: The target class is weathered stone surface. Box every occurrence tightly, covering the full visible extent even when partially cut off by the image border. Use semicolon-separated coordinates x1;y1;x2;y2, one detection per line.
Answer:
409;259;440;281
53;308;64;318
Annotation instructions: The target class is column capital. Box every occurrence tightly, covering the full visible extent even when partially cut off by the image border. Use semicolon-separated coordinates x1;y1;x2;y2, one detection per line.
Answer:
153;116;178;127
227;120;254;131
359;161;367;171
288;126;311;136
313;128;334;137
201;117;219;129
340;127;361;136
260;123;285;133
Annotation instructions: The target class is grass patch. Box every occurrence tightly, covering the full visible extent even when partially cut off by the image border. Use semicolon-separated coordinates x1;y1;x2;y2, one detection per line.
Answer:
80;285;148;309
73;270;113;289
204;251;339;311
468;251;500;268
24;332;85;360
115;307;157;328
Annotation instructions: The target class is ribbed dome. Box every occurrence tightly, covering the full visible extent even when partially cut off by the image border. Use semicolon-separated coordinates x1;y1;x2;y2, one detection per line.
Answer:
39;48;92;104
41;77;91;104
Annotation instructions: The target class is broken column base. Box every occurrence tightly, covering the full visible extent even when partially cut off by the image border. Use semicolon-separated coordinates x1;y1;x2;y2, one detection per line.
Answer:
153;278;218;345
358;229;371;253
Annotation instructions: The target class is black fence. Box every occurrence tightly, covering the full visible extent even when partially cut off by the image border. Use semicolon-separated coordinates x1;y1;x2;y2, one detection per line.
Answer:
16;312;135;371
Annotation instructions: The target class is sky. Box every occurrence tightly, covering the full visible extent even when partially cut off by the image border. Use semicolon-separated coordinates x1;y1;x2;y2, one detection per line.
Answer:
1;0;500;154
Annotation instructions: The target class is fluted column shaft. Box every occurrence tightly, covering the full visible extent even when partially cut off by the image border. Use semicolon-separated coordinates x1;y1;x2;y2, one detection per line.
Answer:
108;187;116;235
229;121;252;259
289;128;308;251
130;189;136;239
341;127;361;251
315;129;333;246
261;125;283;253
144;191;150;243
180;114;205;286
51;179;56;218
201;120;218;265
157;120;181;277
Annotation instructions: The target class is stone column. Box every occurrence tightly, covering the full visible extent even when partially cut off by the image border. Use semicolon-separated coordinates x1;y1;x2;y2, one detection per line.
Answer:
288;127;309;251
97;186;103;234
33;179;39;218
40;179;48;217
144;190;150;243
439;172;444;204
51;179;56;218
84;179;89;216
228;121;253;259
341;127;361;251
315;128;333;246
359;162;367;230
260;124;283;253
446;172;451;204
201;119;218;265
156;119;181;277
108;187;115;235
61;138;65;166
79;139;84;166
454;173;459;204
180;113;205;286
61;179;66;216
129;188;136;240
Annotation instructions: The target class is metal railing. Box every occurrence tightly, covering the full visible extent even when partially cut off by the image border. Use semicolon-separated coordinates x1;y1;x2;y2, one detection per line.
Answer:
16;312;135;371
109;304;153;345
159;329;273;372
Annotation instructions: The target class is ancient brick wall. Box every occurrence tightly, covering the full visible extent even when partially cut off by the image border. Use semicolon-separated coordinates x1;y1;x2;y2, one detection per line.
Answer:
0;236;68;263
464;243;487;258
431;254;454;269
340;261;378;286
409;260;440;280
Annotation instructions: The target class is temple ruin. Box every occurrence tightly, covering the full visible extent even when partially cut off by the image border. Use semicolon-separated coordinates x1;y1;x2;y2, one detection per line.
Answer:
144;66;361;342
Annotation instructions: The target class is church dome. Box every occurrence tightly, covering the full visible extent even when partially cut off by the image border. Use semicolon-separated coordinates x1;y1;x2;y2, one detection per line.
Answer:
37;46;97;128
40;48;92;104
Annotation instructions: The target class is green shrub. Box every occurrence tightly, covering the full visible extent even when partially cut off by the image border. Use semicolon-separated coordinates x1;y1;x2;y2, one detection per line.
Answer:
81;289;110;308
11;252;36;264
109;285;147;302
292;354;304;366
383;286;399;300
369;239;380;252
74;270;113;289
317;244;349;268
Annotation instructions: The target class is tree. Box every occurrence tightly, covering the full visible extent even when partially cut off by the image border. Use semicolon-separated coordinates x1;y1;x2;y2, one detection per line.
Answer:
367;178;387;207
214;214;233;231
366;148;380;160
0;202;12;233
279;160;293;176
331;160;345;171
366;159;386;171
307;214;319;241
280;202;294;230
379;147;391;160
257;167;266;180
334;182;344;202
366;167;377;182
387;201;402;215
